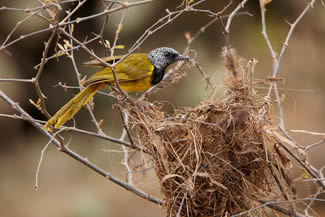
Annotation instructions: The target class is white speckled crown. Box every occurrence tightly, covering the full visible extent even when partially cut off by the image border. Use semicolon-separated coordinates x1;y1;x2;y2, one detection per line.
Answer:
147;47;180;70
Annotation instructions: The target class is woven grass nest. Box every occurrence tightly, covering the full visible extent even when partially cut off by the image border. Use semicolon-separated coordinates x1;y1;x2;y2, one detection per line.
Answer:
124;49;294;217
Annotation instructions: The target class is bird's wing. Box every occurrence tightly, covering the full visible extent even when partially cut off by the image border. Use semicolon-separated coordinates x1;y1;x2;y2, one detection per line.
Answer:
86;53;154;84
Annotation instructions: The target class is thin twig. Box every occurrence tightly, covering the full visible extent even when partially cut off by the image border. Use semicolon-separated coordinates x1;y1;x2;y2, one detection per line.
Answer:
68;24;103;133
35;139;52;190
176;193;187;217
272;0;316;78
59;0;88;24
119;112;133;185
224;0;247;33
107;7;129;94
32;30;57;119
35;128;65;190
0;78;32;83
268;161;296;216
305;139;325;151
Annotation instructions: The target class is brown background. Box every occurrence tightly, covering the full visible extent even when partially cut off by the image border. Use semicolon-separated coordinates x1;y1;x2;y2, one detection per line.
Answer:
0;0;325;216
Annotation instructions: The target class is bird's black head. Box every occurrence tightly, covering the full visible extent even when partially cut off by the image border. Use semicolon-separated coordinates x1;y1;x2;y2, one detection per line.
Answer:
147;47;189;70
147;47;189;85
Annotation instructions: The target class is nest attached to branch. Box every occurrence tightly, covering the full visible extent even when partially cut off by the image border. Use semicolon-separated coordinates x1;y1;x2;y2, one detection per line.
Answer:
125;48;293;216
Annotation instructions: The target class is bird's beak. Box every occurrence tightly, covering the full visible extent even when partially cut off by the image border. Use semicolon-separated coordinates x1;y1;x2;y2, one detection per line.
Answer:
176;55;191;62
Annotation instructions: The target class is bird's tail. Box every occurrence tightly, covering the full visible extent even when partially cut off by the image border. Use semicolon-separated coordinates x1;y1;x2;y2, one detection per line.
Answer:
44;82;105;130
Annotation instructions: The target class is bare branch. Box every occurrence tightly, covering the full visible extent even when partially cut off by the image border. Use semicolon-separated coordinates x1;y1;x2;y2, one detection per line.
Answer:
0;90;162;205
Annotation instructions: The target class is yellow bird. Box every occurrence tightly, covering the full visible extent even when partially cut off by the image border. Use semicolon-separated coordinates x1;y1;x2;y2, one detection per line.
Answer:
44;47;189;130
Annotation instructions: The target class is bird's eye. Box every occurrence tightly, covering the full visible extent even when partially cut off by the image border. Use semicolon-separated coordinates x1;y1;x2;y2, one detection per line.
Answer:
165;52;172;57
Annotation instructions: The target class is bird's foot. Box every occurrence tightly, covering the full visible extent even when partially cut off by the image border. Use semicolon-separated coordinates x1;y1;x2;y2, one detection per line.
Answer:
119;91;129;103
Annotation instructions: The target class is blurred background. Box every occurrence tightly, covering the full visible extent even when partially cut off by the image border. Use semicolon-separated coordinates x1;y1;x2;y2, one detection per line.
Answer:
0;0;325;216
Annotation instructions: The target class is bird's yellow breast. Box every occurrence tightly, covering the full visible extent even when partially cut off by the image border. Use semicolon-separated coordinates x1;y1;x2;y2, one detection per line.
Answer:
117;75;153;92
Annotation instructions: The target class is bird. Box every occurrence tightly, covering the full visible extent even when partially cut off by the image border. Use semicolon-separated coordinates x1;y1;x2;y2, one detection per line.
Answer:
44;47;190;130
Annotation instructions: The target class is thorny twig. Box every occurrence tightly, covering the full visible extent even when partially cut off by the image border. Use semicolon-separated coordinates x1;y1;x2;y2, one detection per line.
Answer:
257;0;325;215
260;0;316;127
0;90;162;205
35;127;66;190
32;30;57;119
68;25;104;133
